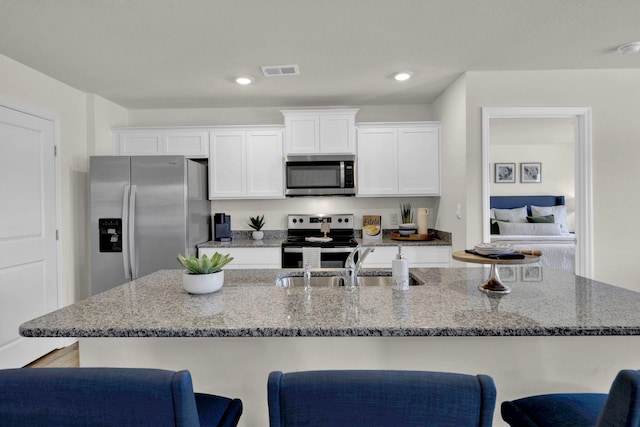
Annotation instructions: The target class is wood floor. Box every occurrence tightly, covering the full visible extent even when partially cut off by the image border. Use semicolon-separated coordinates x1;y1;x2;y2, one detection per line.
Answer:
25;342;79;368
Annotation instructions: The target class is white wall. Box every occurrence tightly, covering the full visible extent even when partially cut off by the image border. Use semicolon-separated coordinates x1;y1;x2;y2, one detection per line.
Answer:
0;53;89;304
0;54;129;303
463;69;640;291
128;104;433;127
87;93;128;156
432;74;467;262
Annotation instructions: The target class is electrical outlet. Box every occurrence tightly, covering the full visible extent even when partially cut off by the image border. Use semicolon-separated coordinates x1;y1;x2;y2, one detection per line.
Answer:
390;213;398;225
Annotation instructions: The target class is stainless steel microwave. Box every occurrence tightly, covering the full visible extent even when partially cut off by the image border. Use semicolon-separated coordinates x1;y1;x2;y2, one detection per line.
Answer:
285;154;356;196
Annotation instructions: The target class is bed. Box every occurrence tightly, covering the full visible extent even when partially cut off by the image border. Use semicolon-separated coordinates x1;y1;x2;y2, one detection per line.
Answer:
490;195;576;273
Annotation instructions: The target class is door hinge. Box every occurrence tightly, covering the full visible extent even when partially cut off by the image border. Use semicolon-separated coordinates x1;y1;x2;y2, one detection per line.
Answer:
54;145;58;156
56;230;59;240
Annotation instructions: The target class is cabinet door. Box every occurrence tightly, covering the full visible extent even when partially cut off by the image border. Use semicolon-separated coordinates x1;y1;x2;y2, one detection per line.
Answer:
246;130;284;198
356;127;398;196
320;114;355;154
285;115;319;154
199;247;281;269
209;131;246;199
118;132;163;155
164;131;209;157
361;246;451;268
398;127;440;195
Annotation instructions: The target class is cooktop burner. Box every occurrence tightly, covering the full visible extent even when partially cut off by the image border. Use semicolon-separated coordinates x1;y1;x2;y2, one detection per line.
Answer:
284;214;357;247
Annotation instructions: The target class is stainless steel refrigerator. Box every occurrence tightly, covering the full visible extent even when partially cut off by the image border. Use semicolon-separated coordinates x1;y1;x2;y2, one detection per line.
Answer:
90;156;210;295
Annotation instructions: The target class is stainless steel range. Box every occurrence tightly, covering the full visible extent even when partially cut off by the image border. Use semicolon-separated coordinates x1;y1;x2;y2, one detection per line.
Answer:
281;214;359;268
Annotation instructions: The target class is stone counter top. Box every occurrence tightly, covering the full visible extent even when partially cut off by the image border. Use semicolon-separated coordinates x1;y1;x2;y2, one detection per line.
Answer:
20;268;640;338
198;229;451;249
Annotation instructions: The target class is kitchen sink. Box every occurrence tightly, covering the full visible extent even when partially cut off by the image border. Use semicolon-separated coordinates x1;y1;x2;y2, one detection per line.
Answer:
275;273;420;287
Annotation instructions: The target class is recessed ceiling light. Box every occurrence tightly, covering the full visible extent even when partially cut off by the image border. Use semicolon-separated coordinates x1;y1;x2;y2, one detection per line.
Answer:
393;71;412;81
617;41;640;54
235;76;253;85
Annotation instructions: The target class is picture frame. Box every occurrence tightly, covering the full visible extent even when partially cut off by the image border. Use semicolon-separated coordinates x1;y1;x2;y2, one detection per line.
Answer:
520;162;542;183
495;163;516;183
362;215;382;242
497;266;517;282
522;266;543;282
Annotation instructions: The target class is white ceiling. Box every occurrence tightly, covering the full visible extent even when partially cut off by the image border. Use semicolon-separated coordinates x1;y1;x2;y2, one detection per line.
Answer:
1;0;639;109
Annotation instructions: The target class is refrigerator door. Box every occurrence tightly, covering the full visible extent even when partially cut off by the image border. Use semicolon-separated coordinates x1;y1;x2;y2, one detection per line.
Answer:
90;156;131;295
186;159;211;254
130;156;188;279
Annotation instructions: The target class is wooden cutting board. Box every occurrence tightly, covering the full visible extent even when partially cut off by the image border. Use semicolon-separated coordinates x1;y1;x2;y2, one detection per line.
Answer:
390;233;433;241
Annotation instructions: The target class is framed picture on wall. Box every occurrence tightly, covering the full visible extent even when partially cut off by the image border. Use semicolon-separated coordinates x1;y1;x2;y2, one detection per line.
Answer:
521;162;542;183
522;266;543;282
495;163;515;183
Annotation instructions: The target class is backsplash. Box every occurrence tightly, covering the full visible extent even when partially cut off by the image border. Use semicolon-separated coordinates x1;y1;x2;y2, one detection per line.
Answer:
211;196;441;231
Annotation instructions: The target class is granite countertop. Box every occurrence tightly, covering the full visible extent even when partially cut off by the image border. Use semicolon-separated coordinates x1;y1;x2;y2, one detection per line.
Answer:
198;229;452;249
20;267;640;338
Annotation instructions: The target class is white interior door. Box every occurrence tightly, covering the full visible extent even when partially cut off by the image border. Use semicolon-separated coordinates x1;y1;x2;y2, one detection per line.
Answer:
0;103;62;368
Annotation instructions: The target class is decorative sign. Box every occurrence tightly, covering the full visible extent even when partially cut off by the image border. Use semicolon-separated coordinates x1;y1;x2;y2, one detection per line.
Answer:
363;215;382;241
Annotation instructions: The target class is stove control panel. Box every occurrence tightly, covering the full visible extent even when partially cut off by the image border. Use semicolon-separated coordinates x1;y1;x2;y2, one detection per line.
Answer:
288;214;354;230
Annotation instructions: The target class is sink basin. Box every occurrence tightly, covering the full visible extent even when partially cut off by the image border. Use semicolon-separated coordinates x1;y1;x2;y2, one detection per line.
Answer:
275;276;343;287
275;273;420;287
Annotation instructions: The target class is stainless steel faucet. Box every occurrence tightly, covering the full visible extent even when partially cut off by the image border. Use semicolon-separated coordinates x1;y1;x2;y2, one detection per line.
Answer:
344;245;375;288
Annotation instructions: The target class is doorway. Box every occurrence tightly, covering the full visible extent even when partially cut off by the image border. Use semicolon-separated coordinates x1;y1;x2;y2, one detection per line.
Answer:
481;107;593;278
0;100;64;367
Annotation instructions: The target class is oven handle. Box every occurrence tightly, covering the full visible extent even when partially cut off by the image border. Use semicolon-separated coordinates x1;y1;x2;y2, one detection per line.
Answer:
283;247;355;254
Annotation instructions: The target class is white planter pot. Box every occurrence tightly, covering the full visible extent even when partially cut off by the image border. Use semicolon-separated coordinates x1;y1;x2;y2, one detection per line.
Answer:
252;230;264;240
183;271;224;294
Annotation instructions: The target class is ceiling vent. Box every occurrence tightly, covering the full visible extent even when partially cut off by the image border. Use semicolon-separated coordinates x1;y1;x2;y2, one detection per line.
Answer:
261;64;300;77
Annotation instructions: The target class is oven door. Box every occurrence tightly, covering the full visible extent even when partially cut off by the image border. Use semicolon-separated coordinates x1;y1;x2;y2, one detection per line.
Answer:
281;246;355;268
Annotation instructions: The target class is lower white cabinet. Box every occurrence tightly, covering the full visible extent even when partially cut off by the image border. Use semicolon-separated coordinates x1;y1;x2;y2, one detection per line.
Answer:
357;122;441;196
113;128;209;157
360;246;451;268
209;126;284;199
198;247;281;269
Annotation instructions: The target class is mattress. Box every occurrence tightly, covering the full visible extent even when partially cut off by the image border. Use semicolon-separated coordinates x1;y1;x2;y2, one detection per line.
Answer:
491;234;575;273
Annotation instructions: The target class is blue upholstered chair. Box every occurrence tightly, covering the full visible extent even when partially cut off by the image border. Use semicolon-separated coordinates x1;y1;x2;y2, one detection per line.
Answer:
0;367;242;427
501;369;640;427
267;370;496;427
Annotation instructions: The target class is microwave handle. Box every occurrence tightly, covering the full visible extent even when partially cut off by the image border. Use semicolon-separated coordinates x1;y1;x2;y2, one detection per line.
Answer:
340;161;345;188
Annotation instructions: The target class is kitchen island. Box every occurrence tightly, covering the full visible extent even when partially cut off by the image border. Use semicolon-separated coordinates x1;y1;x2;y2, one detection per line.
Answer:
21;268;640;426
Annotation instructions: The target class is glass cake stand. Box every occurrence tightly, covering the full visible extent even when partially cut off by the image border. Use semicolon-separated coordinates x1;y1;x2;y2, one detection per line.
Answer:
452;251;541;294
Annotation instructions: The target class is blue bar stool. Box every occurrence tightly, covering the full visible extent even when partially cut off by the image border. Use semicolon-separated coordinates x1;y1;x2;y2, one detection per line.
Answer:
501;369;640;426
0;367;242;427
268;370;496;427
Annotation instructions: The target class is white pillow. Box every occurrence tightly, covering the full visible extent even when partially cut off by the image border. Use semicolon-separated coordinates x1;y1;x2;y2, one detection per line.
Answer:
498;222;563;236
493;206;528;223
531;205;568;233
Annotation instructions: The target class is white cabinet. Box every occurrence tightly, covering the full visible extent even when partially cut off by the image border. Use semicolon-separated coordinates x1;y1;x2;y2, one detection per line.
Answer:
198;247;281;269
209;126;284;199
113;128;209;157
282;109;358;154
361;245;451;268
357;122;441;196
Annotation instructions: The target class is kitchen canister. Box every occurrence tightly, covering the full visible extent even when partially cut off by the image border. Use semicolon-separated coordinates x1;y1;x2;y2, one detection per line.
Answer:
417;208;429;235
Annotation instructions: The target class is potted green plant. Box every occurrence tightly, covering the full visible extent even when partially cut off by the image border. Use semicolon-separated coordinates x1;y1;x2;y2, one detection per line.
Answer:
178;252;234;294
248;214;265;240
399;202;416;236
400;203;414;224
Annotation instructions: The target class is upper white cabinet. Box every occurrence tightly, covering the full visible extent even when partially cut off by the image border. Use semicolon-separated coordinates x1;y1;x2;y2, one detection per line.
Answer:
357;122;441;196
209;126;284;200
113;128;209;158
282;109;358;154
